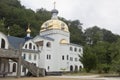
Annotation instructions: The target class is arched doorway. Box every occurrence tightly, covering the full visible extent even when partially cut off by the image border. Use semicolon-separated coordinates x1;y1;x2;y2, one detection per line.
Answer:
12;63;16;72
79;66;82;71
75;65;78;72
70;65;73;72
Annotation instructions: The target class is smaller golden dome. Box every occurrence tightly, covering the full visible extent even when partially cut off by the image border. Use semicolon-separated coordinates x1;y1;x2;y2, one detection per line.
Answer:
26;27;31;33
60;39;68;44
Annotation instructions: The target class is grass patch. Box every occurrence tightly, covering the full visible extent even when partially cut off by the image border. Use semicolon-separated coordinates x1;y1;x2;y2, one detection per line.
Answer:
63;71;98;76
99;73;120;77
63;71;120;77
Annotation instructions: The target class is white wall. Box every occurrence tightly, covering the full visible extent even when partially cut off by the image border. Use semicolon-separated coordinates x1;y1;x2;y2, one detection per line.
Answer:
0;32;9;49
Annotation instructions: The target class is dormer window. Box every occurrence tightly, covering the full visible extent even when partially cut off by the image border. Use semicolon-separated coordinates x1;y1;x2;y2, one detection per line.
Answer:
33;46;35;50
29;43;32;49
25;44;27;49
45;23;48;28
61;23;65;30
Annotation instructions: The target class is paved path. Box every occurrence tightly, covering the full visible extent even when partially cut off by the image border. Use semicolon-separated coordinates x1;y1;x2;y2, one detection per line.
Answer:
51;75;120;80
0;75;120;80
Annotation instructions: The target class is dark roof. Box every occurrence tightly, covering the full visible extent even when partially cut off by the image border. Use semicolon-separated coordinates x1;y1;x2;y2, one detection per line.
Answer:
35;35;54;41
7;36;25;49
24;36;33;41
51;9;58;14
69;43;82;47
41;36;54;41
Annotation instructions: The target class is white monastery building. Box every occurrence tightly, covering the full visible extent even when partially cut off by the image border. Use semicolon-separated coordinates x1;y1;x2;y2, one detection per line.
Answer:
0;6;83;76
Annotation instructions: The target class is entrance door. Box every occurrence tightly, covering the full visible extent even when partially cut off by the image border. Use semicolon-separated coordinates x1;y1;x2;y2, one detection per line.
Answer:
70;65;73;72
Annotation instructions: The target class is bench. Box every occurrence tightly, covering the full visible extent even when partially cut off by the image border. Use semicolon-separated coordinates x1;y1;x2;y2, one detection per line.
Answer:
0;71;12;77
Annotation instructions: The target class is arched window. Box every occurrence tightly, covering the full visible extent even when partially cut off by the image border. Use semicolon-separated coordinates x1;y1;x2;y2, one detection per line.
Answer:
70;47;73;51
67;55;69;60
1;38;5;48
79;48;81;52
29;43;32;49
33;46;35;50
46;42;51;47
60;39;68;44
12;63;16;72
25;44;27;49
74;47;77;52
62;55;64;60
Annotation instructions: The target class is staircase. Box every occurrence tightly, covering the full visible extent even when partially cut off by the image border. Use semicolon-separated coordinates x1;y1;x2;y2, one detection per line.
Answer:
0;48;45;77
21;58;45;77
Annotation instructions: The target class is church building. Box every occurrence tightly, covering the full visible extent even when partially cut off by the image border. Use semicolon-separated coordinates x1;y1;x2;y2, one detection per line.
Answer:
0;5;83;76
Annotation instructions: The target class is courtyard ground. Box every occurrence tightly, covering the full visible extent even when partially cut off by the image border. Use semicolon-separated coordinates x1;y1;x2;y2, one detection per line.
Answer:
0;75;120;80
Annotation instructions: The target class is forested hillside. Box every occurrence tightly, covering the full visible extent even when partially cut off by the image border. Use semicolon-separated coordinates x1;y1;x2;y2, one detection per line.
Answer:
1;0;120;74
0;0;84;45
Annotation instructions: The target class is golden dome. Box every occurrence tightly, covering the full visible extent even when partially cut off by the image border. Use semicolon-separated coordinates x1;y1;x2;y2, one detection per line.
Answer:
60;39;68;44
26;27;31;33
40;19;69;32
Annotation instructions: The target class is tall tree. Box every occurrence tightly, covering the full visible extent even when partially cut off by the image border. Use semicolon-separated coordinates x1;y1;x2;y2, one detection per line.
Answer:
80;45;97;72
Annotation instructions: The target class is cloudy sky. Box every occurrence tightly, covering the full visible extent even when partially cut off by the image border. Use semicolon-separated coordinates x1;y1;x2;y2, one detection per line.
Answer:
20;0;120;35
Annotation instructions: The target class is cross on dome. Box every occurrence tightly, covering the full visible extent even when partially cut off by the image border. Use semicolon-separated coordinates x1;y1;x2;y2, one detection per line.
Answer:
54;1;56;9
51;1;58;19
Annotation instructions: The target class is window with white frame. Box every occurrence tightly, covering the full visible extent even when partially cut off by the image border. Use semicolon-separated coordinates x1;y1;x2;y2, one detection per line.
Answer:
34;54;37;60
1;38;5;48
29;54;32;60
70;57;73;61
74;47;77;52
70;47;73;51
46;42;51;48
62;55;64;60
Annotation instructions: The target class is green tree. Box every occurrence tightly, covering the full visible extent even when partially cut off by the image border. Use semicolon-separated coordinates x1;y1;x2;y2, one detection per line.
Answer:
80;45;97;72
9;24;25;37
111;39;120;75
0;19;6;34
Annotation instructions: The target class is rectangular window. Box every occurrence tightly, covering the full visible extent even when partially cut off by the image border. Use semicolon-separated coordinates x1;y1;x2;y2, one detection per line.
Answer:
47;55;51;60
29;54;32;60
49;55;51;59
34;54;36;60
67;55;69;60
74;48;77;52
75;58;78;62
47;55;49;59
23;54;26;60
70;57;73;61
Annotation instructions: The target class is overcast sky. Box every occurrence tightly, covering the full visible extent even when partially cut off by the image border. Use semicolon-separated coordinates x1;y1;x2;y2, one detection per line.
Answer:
20;0;120;35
